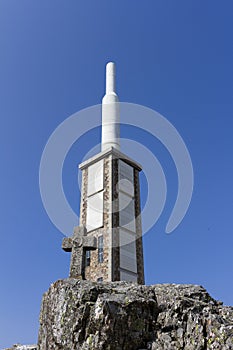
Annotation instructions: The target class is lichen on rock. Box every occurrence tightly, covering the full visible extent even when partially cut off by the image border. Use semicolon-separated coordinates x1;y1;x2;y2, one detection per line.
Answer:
37;279;233;350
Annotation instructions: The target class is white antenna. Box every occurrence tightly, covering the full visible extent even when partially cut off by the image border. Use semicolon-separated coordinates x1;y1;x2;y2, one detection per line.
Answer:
101;62;120;151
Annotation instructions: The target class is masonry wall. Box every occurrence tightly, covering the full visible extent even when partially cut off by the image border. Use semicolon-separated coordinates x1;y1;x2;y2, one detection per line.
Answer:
81;156;112;282
79;151;144;284
134;168;145;284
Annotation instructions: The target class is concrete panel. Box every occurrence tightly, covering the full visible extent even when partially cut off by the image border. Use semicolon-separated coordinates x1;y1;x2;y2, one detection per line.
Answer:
119;160;134;196
119;192;136;232
119;229;137;273
87;159;104;196
86;192;103;232
120;270;138;282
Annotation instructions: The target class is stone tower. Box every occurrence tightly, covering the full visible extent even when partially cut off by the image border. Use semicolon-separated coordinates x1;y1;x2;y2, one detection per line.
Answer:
63;62;144;284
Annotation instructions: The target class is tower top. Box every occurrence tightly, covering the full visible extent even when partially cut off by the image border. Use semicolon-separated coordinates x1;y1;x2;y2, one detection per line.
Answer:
106;62;116;94
101;62;120;151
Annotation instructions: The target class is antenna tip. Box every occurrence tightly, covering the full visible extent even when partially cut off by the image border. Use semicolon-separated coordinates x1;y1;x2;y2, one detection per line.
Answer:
106;62;116;75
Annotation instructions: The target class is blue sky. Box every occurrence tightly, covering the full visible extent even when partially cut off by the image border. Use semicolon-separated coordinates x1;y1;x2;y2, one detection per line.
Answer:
0;1;233;348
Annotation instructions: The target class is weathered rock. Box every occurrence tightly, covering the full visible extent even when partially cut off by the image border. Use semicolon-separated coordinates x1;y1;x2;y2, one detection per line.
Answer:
3;345;37;350
38;279;157;350
38;279;233;349
151;284;233;349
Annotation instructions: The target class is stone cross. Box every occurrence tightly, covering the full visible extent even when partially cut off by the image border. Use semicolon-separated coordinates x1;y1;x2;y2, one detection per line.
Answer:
62;226;97;279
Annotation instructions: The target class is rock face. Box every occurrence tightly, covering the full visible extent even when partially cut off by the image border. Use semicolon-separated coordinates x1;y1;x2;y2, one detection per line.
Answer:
3;345;37;350
38;279;233;350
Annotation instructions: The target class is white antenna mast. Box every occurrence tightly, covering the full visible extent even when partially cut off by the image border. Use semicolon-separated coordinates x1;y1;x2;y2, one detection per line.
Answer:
101;62;120;151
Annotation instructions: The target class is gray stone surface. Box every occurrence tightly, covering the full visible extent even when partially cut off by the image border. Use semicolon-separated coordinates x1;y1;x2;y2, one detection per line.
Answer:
3;345;37;350
62;226;97;279
38;279;233;349
78;151;145;284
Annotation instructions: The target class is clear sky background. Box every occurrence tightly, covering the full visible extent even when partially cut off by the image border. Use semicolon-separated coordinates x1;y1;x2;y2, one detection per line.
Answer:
0;1;233;348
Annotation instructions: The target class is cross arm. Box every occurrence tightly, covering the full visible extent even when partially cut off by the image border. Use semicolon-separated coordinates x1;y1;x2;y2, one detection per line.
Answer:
83;236;97;250
62;237;73;252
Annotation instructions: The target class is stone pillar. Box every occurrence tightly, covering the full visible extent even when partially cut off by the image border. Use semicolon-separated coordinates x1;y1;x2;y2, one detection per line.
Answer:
78;147;144;284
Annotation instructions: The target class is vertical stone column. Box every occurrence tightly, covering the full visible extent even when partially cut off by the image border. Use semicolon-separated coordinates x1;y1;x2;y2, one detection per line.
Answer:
78;148;144;284
111;157;120;281
79;153;113;282
134;169;145;285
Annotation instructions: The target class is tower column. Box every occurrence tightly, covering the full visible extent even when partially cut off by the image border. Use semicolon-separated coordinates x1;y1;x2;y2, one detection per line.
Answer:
63;62;144;284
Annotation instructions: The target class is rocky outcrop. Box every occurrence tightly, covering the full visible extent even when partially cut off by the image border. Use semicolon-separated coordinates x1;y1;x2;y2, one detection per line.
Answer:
3;345;37;350
38;279;233;349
